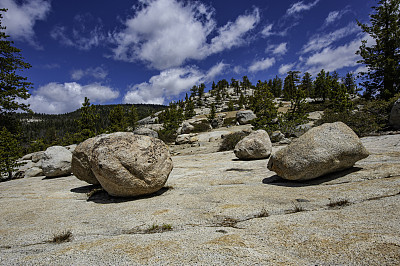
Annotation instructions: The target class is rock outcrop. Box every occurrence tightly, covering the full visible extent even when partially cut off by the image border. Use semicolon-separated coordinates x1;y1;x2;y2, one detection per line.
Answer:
133;127;159;139
234;130;272;160
41;146;72;177
236;110;256;125
267;122;369;180
88;133;173;197
389;98;400;129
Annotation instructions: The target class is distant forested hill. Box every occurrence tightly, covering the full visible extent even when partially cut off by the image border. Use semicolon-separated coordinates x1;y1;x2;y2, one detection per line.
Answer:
16;104;166;151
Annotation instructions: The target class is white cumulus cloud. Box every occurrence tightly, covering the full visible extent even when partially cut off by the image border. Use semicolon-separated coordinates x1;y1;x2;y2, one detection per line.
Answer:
249;58;276;73
266;42;288;56
0;0;51;47
26;82;119;114
112;0;259;70
123;62;228;104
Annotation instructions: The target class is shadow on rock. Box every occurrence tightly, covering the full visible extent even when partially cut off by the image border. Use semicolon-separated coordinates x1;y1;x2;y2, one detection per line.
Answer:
42;174;73;180
262;167;363;187
70;185;172;204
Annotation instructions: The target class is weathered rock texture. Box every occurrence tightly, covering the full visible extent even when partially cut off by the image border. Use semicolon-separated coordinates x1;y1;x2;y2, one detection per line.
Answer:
89;132;173;197
389;98;400;129
236;110;256;125
133;127;159;139
268;122;369;180
234;130;272;160
41;146;72;177
71;136;102;185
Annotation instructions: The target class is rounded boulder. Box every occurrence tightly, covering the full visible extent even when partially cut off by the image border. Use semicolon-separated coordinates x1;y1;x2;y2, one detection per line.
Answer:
89;132;173;197
234;130;272;160
267;122;369;181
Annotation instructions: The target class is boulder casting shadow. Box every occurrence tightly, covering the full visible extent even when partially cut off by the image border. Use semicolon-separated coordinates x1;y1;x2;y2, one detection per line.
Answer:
262;167;363;187
70;185;171;204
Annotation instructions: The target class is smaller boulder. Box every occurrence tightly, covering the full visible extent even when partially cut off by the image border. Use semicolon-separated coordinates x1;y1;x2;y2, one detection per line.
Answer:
181;122;195;134
133;127;159;139
267;122;369;181
31;151;44;163
175;134;198;145
41;146;72;177
270;131;285;143
389;98;400;129
234;130;272;160
236;110;256;125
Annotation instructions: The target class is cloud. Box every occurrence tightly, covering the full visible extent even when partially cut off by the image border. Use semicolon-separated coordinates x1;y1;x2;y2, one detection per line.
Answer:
261;24;274;37
324;8;350;26
25;82;119;114
279;63;296;75
50;13;106;50
303;35;370;75
112;0;259;70
71;66;108;81
123;62;227;104
249;58;276;73
301;23;360;54
0;0;51;47
286;0;320;16
266;42;288;56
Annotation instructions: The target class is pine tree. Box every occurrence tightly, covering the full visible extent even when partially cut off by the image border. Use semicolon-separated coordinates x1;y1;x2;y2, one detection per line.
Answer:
300;72;313;98
356;0;400;99
271;76;283;98
108;105;128;132
0;9;32;116
314;69;331;101
344;72;358;95
0;127;23;180
250;84;278;130
283;71;301;100
127;105;139;130
75;97;99;142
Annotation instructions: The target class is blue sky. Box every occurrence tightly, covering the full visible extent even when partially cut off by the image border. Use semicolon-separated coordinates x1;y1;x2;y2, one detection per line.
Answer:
1;0;375;114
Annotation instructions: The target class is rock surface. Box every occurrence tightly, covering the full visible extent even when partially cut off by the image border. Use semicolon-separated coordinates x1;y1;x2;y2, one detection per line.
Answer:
180;122;195;134
268;122;369;180
0;134;399;265
236;110;256;125
389;97;400;129
71;136;102;185
133;127;159;139
234;130;272;160
41;146;72;177
89;132;173;197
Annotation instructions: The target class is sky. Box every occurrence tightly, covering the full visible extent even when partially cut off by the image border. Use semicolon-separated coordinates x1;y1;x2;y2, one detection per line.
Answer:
1;0;376;114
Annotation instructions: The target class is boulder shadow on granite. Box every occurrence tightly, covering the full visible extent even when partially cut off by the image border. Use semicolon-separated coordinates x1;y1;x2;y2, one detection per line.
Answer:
70;184;172;204
262;167;363;187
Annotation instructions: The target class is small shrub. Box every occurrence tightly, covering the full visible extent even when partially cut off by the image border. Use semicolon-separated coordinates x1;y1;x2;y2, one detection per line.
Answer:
144;223;173;234
223;117;237;127
51;230;72;243
86;187;104;200
192;120;211;133
218;131;250;151
157;129;177;144
327;199;350;208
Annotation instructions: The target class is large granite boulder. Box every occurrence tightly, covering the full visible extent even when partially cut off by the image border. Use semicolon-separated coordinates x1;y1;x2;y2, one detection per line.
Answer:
180;122;195;134
234;130;272;160
389;98;400;129
71;135;103;185
236;110;256;125
41;146;72;177
267;122;369;181
88;132;173;197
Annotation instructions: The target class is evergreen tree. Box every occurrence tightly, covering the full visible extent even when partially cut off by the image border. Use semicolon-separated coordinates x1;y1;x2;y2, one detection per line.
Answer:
314;69;330;101
250;84;278;130
300;72;313;97
184;98;195;119
127;105;139;130
356;0;400;99
75;97;99;142
0;9;31;117
207;103;216;123
108;105;128;132
238;93;246;109
0;126;22;180
271;76;283;98
344;72;358;95
283;71;301;100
